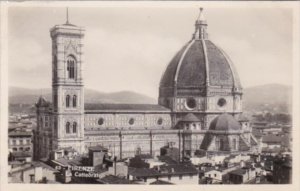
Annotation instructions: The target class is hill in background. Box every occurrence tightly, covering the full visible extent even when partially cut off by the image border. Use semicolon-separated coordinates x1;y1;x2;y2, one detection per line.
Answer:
9;84;292;114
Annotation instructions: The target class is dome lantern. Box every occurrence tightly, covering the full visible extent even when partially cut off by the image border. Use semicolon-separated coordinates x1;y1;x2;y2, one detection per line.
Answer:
193;7;208;40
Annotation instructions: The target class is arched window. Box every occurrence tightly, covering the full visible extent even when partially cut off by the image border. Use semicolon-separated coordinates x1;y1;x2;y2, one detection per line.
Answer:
67;56;76;79
66;122;70;134
73;122;77;133
73;95;77;107
66;95;70;108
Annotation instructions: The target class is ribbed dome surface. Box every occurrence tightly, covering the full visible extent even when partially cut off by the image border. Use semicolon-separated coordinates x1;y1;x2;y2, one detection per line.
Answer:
160;39;241;89
209;113;241;131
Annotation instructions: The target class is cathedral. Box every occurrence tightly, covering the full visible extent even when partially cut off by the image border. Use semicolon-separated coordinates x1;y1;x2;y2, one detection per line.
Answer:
34;8;259;161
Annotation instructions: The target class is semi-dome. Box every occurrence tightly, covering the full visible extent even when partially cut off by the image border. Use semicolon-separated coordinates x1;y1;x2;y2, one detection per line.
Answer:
209;113;241;131
160;8;241;90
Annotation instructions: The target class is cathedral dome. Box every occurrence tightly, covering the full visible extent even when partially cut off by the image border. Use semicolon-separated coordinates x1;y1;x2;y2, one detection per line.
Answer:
160;8;241;90
209;113;241;131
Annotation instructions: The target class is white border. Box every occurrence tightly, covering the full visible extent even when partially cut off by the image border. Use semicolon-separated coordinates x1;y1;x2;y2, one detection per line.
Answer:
1;1;299;191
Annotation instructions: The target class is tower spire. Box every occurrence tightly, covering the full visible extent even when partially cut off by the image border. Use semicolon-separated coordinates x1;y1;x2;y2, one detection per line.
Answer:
66;7;69;24
193;7;208;40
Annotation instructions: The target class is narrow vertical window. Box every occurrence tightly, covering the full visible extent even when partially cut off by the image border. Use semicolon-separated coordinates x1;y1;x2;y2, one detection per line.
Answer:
66;95;70;108
73;122;77;133
233;138;237;150
53;55;57;79
66;122;70;134
73;95;77;107
67;55;76;79
220;138;224;150
216;139;220;150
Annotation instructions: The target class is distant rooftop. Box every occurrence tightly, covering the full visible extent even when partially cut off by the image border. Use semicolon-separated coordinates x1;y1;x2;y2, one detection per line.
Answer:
84;103;170;112
262;135;282;143
88;145;108;152
98;175;133;184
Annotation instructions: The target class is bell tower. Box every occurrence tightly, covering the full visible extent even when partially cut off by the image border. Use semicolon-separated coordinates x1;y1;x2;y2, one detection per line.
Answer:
50;10;85;154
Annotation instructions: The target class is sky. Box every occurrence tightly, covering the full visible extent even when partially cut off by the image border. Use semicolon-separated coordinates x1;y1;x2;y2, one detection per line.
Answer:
8;5;293;99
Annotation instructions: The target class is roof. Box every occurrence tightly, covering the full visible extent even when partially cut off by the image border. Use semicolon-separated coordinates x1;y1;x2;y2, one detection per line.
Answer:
9;130;32;137
10;162;58;174
31;161;58;172
209;113;241;131
157;156;178;165
262;135;282;143
150;179;174;185
159;39;241;89
128;164;198;178
88;145;108;152
180;113;201;122
11;152;32;158
135;154;153;160
238;114;249;122
159;164;198;175
128;167;160;177
84;103;170;112
229;168;247;176
52;156;83;166
36;96;50;107
98;175;133;184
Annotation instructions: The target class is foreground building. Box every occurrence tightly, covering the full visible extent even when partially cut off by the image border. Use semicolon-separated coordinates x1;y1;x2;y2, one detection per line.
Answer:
34;8;258;161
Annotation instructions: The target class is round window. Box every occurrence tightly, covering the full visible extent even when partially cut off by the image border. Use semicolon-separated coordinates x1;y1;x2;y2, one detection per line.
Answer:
157;118;163;125
217;98;227;107
98;118;104;125
186;98;197;109
129;118;135;125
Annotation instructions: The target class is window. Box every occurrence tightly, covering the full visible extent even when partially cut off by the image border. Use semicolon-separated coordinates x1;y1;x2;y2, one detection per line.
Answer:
12;148;17;152
25;147;30;151
66;95;70;107
216;139;220;150
19;147;24;151
217;98;227;107
98;118;104;125
73;95;77;107
220;138;224;150
157;118;163;125
12;140;16;146
67;56;76;79
19;140;23;145
26;139;30;145
129;118;135;125
66;122;70;134
186;97;197;109
73;122;77;133
53;55;58;79
233;138;237;150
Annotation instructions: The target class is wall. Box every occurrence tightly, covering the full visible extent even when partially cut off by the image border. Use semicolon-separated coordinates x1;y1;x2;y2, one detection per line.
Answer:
85;113;172;130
